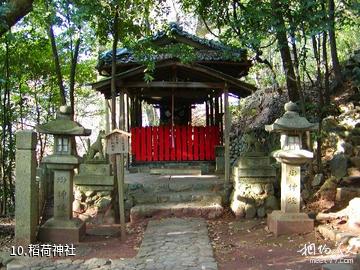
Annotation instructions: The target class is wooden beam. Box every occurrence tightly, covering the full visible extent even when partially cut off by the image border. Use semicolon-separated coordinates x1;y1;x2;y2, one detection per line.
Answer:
177;62;256;94
91;60;256;96
119;81;226;89
224;86;230;183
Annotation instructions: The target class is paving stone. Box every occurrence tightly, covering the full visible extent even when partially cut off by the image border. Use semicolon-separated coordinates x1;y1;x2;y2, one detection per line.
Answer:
10;217;217;270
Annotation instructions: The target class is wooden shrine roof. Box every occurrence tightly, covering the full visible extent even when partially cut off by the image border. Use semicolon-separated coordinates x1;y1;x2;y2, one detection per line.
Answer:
92;23;256;104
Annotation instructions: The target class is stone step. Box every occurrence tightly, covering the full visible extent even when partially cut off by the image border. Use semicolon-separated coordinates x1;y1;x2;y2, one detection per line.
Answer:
130;198;224;222
129;162;215;174
150;167;202;175
133;191;223;205
134;178;224;194
74;175;114;186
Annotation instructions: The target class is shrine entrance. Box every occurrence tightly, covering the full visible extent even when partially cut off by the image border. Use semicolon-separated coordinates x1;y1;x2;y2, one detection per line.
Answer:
91;23;255;182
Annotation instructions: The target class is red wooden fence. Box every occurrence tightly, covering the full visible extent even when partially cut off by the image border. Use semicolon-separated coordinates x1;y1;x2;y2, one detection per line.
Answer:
131;125;220;162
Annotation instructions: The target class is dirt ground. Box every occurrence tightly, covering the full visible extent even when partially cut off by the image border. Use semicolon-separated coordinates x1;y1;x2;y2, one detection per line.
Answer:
1;215;359;269
0;218;147;261
207;210;359;270
0;217;13;250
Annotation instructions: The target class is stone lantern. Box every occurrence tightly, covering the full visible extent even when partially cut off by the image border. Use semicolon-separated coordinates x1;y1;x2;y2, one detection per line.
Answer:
265;102;318;236
37;106;91;243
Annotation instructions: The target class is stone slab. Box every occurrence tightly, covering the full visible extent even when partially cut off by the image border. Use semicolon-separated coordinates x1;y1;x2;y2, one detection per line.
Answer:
234;177;276;184
74;175;114;186
233;156;270;168
76;185;114;192
234;167;276;177
150;168;202;175
321;264;354;270
79;163;112;176
267;210;314;237
317;224;358;243
215;156;225;173
336;187;360;202
38;218;86;244
16;130;37;150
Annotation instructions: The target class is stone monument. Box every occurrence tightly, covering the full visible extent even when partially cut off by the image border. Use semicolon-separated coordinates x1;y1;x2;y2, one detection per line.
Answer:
15;130;38;244
230;145;277;219
215;146;225;173
73;130;115;224
265;101;318;236
37;106;91;243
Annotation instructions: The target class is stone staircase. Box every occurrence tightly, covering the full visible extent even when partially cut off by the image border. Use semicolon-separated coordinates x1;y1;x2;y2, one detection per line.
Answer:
126;174;225;222
129;162;216;174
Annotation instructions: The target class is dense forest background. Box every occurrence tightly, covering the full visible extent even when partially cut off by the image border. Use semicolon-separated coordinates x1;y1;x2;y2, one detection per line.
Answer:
0;0;359;215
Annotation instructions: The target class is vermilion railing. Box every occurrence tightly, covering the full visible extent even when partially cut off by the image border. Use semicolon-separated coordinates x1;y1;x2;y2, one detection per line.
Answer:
131;126;220;162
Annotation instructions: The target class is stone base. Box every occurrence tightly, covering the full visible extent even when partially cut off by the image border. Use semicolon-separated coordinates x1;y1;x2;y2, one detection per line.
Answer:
38;218;86;243
267;211;314;237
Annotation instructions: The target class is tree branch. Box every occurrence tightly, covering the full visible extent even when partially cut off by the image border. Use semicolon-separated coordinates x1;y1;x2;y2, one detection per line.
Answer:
0;0;34;36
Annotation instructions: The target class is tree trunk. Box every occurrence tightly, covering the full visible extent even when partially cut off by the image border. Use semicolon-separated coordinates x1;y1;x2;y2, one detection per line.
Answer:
69;36;81;118
312;35;322;88
111;9;119;130
0;0;34;36
289;31;306;114
1;35;11;215
110;7;120;224
271;0;299;102
323;32;330;106
47;24;67;105
328;0;342;85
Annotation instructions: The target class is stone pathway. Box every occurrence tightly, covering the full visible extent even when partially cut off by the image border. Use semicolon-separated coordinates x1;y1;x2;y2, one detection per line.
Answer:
6;218;217;270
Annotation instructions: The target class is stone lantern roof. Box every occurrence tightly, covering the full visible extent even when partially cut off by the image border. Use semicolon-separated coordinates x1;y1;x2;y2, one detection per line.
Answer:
265;102;318;133
36;106;91;136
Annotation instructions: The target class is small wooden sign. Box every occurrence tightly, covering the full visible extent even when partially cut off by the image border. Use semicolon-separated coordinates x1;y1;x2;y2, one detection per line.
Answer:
105;129;131;155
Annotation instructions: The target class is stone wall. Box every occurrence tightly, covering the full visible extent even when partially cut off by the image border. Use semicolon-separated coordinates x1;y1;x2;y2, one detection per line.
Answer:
73;185;115;224
73;163;115;224
231;180;279;218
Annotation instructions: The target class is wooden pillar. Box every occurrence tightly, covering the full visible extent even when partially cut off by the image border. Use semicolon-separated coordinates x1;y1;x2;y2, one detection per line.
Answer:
220;95;224;144
118;90;125;130
127;95;130;132
105;99;110;134
138;99;142;127
209;96;214;126
224;87;230;183
205;100;209;126
131;97;136;128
